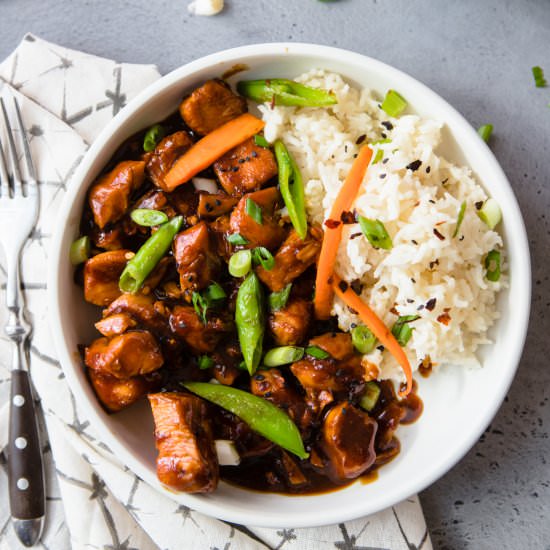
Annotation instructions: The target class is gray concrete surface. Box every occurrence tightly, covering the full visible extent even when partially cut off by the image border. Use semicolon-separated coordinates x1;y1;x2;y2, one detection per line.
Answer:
1;0;549;548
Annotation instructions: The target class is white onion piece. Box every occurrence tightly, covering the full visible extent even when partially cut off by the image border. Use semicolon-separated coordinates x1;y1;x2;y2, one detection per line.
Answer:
192;177;219;194
187;0;224;16
215;440;241;466
208;378;221;385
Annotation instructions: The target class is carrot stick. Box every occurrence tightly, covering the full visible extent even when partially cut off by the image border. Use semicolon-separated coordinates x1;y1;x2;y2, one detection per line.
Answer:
163;113;265;191
332;273;412;397
313;146;373;319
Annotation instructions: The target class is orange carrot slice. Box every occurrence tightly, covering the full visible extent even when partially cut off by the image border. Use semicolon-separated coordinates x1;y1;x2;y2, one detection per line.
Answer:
163;113;265;191
332;273;412;397
313;146;373;319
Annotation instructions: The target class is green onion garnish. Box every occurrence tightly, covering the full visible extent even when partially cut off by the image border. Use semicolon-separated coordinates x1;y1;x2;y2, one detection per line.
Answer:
532;66;547;88
192;291;209;324
253;134;270;148
359;381;381;412
477;198;502;230
351;325;377;354
452;201;467;238
203;282;226;305
263;346;304;367
246;198;263;224
391;315;420;347
268;284;292;312
227;233;249;246
252;247;275;271
130;208;169;227
229;249;252;278
485;249;501;282
198;355;215;370
69;235;91;265
381;90;407;117
372;149;384;165
305;345;330;359
477;124;493;143
143;124;165;152
358;215;393;250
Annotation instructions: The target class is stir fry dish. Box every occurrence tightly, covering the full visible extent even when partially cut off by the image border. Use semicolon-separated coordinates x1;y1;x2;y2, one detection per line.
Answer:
75;76;429;495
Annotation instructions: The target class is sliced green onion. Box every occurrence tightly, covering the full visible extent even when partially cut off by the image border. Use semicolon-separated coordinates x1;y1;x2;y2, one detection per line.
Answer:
359;381;381;412
268;283;292;311
70;235;91;265
246;198;263;224
305;345;330;359
198;355;214;370
372;138;392;145
372;148;384;165
263;346;304;367
229;249;252;278
252;247;275;270
130;208;169;227
203;282;226;305
477;124;493;143
381;90;407;117
227;233;249;246
237;78;337;108
485;249;501;282
253;134;270;148
391;315;420;347
452;201;467;238
351;325;377;354
532;66;547;88
143;124;165;152
358;215;393;250
477;198;502;230
192;291;209;324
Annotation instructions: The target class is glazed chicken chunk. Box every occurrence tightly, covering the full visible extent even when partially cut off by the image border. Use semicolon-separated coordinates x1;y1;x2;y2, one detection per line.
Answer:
268;298;311;346
88;369;152;412
148;392;219;493
83;249;130;306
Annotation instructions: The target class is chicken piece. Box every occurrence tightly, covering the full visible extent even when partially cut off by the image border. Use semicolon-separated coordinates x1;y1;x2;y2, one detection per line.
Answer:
88;369;151;412
85;331;164;379
179;79;247;136
197;193;238;218
172;221;221;298
149;392;219;493
308;332;354;361
95;312;137;337
279;451;308;487
208;215;232;261
169;305;233;353
257;227;322;291
166;184;199;221
229;187;285;250
290;356;364;393
146;131;193;190
91;225;125;251
268;298;311;346
320;403;378;482
83;249;130;306
88;161;145;229
213;138;278;197
251;369;313;431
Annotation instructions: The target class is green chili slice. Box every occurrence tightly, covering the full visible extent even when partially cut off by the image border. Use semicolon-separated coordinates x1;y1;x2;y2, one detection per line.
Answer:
252;247;275;270
143;124;165;152
391;315;420;347
253;134;270;148
119;215;182;293
274;140;308;239
183;382;308;459
130;208;169;227
381;90;407;117
351;325;377;354
69;235;91;265
477;124;493;143
359;381;381;412
452;201;467;238
229;249;252;278
227;233;249;246
198;355;214;370
485;249;501;282
246;198;263;224
358;215;393;250
235;272;265;375
268;283;292;311
305;345;331;359
237;78;337;107
264;346;304;367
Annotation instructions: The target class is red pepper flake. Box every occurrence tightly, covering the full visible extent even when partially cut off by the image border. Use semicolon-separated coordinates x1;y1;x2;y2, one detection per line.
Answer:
437;312;451;325
419;355;433;378
433;228;445;240
429;259;440;270
389;305;400;315
340;210;356;224
435;221;446;226
348;306;358;315
425;298;437;311
350;232;362;240
350;280;362;295
325;218;341;229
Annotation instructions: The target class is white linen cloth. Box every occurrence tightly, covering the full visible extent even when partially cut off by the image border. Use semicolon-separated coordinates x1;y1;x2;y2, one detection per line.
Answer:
0;34;432;550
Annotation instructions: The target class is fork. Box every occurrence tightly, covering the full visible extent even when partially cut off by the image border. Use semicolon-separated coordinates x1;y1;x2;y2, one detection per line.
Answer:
0;96;45;547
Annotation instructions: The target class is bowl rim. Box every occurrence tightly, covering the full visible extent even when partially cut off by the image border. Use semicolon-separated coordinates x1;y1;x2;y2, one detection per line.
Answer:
48;42;531;528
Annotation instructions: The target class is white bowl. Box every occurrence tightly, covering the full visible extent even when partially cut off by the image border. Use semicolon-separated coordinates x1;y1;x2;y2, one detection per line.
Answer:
48;43;531;528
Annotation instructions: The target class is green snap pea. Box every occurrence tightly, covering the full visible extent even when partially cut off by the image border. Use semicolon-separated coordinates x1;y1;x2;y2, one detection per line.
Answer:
237;78;337;107
235;272;265;375
183;382;309;459
143;124;165;152
274;140;308;239
70;235;91;265
119;216;183;293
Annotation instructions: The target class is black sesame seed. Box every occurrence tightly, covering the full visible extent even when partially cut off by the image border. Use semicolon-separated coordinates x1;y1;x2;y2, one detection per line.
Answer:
356;134;367;145
350;323;357;329
425;298;437;311
232;166;239;172
338;280;349;293
380;173;386;179
407;298;414;303
377;345;385;352
252;151;258;158
238;158;245;164
254;374;265;381
264;391;272;398
406;160;422;171
381;121;393;130
417;304;425;311
429;199;436;204
411;239;418;245
215;199;221;206
426;166;431;173
205;203;214;212
475;201;484;210
382;157;389;164
381;132;387;139
411;278;416;283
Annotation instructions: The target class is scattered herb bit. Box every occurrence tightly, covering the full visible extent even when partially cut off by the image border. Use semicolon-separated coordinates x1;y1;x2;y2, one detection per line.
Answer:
358;215;393;250
268;284;292;312
253;134;270;148
372;148;384;164
406;160;422;171
485;249;501;282
246;198;263;224
227;233;249;246
381;90;408;117
143;124;165;152
391;315;420;347
305;345;330;359
477;124;493;143
351;325;377;354
130;208;169;227
532;66;547;88
324;218;341;229
69;235;91;265
198;355;214;370
453;201;467;238
252;246;275;270
437;312;452;325
477;198;502;229
203;282;227;306
192;291;209;324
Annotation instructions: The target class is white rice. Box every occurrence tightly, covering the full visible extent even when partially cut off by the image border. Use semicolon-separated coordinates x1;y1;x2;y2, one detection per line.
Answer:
259;70;505;383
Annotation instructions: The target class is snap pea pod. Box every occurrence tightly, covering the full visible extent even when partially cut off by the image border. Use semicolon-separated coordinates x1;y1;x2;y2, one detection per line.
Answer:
183;382;309;459
274;140;308;239
237;78;337;107
235;272;265;375
119;216;183;293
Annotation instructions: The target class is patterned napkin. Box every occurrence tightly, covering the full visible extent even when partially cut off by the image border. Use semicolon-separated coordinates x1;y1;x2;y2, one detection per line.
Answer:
0;34;432;550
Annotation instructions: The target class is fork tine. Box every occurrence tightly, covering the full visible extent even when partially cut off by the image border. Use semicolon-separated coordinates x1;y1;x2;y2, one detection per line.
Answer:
0;136;10;198
0;97;22;195
13;97;37;186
